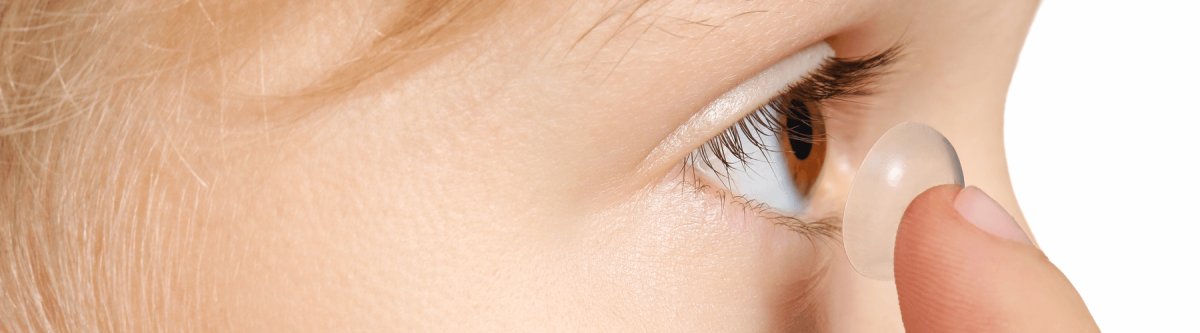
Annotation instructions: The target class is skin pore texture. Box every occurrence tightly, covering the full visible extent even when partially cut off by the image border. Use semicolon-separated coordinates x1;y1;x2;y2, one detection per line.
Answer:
41;0;1039;331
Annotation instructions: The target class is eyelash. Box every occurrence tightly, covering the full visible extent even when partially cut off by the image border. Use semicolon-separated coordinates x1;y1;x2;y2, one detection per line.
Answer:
678;45;900;240
683;45;901;177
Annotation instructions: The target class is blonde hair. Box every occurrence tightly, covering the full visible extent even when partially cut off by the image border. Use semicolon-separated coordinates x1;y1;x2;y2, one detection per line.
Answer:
0;0;506;331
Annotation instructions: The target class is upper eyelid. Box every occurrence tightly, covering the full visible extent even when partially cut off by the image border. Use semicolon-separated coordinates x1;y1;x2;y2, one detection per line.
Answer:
638;42;836;175
687;43;904;176
690;42;838;129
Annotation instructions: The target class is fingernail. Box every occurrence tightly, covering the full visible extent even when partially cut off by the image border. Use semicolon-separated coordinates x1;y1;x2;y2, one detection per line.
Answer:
953;186;1033;245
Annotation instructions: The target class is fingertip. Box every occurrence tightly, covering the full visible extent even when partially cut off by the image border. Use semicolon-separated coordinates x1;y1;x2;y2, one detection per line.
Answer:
953;186;1033;245
894;185;1099;333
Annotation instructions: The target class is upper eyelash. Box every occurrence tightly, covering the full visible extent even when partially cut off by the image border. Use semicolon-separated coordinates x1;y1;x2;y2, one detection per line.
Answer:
683;44;902;176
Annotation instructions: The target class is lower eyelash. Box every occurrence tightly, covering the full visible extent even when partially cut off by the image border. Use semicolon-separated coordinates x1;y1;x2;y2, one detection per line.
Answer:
680;174;843;243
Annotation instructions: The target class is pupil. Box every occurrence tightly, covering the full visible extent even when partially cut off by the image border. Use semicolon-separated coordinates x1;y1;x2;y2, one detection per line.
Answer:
787;101;814;160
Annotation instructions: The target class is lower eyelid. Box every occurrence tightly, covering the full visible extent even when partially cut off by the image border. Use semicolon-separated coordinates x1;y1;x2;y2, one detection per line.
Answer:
677;155;841;241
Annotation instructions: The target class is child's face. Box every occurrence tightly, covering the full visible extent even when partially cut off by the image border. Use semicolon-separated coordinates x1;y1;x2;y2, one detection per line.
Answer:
171;0;1038;330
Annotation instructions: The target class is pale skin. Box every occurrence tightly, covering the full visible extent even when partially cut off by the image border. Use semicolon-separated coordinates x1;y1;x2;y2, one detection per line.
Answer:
141;0;1094;331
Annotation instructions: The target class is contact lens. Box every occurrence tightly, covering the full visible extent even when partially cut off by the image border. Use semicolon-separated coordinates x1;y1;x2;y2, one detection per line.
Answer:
842;122;964;281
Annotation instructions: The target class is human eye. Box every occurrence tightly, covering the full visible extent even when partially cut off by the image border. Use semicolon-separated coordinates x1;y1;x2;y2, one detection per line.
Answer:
683;41;900;233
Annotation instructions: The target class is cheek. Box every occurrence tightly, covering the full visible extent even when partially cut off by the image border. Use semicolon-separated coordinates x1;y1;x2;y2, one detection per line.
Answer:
174;114;837;331
550;174;834;330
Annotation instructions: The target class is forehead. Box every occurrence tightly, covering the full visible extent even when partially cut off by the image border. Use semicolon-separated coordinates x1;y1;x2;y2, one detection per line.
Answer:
133;0;878;122
203;0;862;92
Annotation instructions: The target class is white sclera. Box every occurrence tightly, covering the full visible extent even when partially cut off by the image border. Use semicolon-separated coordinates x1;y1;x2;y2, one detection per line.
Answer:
843;122;964;281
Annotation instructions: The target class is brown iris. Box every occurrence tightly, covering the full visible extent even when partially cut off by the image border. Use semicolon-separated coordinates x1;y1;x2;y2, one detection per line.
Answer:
781;101;825;197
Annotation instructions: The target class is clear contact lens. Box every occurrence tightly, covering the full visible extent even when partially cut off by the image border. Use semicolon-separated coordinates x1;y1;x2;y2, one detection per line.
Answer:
842;122;964;281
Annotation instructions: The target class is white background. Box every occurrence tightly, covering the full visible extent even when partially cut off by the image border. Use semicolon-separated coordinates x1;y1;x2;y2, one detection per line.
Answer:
1005;0;1199;331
